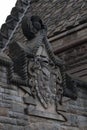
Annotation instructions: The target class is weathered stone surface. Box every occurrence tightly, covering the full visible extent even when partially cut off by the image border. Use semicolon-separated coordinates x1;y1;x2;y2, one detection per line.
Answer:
29;122;61;130
0;107;8;117
5;124;20;130
12;103;24;113
0;101;11;108
23;96;36;105
26;0;87;37
0;1;86;130
0;117;17;125
78;116;87;127
26;107;66;122
9;111;28;121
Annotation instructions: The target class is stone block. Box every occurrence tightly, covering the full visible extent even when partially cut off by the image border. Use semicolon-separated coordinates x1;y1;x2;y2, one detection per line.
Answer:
0;107;8;116
78;116;87;127
0;88;4;93
11;95;23;103
5;124;19;130
4;89;17;96
12;103;24;113
23;96;36;105
0;102;11;108
0;117;17;125
3;93;12;100
29;122;61;130
9;111;28;121
17;119;28;126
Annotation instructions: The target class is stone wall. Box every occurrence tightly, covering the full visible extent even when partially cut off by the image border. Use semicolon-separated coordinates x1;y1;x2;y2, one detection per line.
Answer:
26;86;87;130
0;65;29;130
0;0;87;130
0;36;87;130
0;64;86;130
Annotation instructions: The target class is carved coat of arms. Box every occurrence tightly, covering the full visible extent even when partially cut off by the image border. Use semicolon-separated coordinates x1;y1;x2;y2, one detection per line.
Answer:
22;15;65;110
1;15;77;121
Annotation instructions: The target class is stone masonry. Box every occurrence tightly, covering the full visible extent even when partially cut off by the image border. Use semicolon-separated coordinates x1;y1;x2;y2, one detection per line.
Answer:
0;0;87;130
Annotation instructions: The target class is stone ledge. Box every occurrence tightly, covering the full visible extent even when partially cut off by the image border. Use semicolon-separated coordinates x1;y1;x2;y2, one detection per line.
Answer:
26;108;67;122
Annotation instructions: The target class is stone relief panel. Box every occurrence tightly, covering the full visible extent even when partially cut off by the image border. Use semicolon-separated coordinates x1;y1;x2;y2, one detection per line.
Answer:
0;15;78;122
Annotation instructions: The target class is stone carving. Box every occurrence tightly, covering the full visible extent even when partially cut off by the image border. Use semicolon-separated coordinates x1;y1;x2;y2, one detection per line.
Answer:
0;16;78;119
22;16;65;109
21;15;77;110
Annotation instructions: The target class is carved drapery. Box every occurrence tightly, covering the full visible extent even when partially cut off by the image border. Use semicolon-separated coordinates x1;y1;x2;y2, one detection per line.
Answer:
27;42;63;109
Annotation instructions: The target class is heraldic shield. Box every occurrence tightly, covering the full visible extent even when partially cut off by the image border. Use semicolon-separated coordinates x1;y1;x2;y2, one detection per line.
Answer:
2;15;77;122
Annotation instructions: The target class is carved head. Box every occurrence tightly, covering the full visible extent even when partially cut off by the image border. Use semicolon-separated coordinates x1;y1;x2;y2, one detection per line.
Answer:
21;15;46;40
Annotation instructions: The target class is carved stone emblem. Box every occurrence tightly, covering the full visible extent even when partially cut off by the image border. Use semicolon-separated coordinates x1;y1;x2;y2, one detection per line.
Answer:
21;15;65;110
0;15;78;122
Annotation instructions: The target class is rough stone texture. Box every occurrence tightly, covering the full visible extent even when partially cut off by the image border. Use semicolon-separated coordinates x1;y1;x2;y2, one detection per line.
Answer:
0;41;87;130
29;0;87;37
0;66;29;130
25;86;87;130
52;27;87;83
3;0;87;49
0;0;87;130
